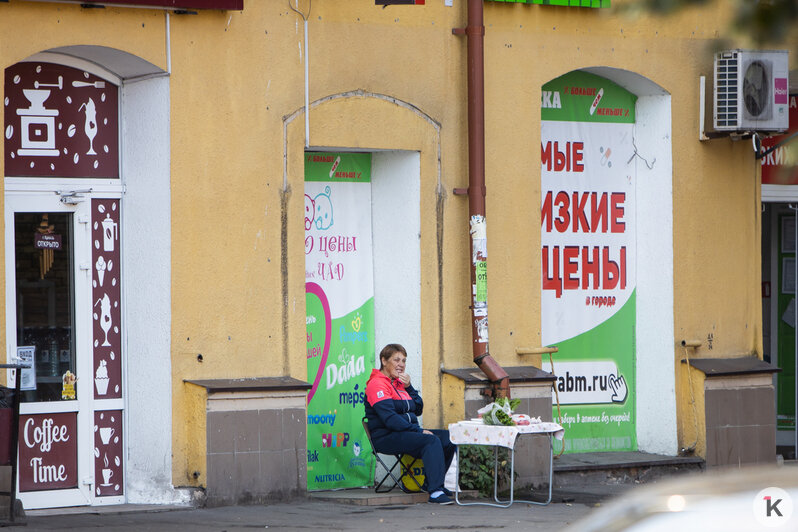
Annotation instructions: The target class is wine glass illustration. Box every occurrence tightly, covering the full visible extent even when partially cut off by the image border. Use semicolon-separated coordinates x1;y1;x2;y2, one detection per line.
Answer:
95;293;112;346
79;98;98;155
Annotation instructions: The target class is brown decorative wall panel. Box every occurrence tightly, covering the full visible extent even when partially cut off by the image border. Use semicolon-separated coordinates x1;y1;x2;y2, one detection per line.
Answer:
18;413;78;492
92;199;122;399
94;410;123;496
4;62;119;178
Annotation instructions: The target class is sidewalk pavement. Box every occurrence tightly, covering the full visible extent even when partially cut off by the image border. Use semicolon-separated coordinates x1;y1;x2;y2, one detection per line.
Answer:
6;490;604;532
4;449;720;531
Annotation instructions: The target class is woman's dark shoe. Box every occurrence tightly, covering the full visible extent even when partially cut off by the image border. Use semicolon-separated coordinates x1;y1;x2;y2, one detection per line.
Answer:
428;493;453;505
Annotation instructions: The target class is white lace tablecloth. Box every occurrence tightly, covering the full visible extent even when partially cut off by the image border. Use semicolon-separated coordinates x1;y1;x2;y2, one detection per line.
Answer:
448;420;565;449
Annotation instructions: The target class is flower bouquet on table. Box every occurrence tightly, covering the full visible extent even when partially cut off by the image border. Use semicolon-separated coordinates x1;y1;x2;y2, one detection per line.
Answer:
476;397;542;426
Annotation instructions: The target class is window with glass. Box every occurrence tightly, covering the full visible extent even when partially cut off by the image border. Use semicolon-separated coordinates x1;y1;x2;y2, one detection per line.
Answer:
15;212;75;402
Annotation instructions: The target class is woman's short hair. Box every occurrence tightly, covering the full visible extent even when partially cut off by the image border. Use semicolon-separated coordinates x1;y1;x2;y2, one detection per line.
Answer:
379;343;407;368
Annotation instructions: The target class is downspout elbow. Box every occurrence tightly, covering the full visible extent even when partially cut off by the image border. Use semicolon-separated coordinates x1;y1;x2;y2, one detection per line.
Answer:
474;353;511;399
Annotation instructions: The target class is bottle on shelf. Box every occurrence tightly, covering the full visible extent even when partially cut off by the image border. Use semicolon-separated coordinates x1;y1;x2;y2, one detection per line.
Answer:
50;335;60;377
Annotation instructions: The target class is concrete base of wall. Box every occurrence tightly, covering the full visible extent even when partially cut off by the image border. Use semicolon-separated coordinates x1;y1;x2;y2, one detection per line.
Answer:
704;377;777;467
186;378;310;507
683;357;780;468
205;404;307;506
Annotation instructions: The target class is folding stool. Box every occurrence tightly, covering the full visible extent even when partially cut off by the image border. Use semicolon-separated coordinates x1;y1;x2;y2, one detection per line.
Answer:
361;417;424;493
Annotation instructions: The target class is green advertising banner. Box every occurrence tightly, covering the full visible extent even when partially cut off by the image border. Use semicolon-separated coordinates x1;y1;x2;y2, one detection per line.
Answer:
305;152;376;489
488;0;609;7
541;70;636;124
540;71;637;453
305;152;372;183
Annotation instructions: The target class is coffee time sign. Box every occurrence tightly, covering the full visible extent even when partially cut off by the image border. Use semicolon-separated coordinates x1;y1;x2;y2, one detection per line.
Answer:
19;413;78;491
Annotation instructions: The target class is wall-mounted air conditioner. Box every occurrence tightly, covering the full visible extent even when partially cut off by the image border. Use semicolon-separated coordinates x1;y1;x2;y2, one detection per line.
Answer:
714;49;789;133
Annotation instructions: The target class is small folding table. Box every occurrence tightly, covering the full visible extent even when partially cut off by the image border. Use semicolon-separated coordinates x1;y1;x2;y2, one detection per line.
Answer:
448;420;564;507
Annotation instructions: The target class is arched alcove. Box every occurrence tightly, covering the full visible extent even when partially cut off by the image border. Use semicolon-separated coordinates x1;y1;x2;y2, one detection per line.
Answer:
284;90;443;414
540;67;676;455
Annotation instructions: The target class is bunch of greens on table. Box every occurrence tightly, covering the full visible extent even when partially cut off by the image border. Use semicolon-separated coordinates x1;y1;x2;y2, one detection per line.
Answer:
479;397;521;426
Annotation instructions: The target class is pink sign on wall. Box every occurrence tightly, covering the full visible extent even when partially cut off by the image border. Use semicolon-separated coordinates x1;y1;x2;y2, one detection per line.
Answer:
94;410;123;497
92;199;122;400
4;62;119;178
18;413;78;492
761;95;798;185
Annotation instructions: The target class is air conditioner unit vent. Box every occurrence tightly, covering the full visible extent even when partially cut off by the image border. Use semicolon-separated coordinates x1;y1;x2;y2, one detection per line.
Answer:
713;49;789;133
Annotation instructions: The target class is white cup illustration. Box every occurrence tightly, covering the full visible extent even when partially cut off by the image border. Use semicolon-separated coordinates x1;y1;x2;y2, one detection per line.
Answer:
101;468;113;485
99;427;114;445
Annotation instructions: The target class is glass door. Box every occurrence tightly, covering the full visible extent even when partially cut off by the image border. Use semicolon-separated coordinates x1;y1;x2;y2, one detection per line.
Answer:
777;209;798;456
5;191;93;508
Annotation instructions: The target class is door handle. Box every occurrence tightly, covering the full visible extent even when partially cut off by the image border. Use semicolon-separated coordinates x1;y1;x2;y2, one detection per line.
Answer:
58;189;92;205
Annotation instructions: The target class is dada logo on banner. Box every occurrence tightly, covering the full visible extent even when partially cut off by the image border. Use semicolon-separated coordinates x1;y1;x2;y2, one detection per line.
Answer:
540;71;637;453
305;152;375;490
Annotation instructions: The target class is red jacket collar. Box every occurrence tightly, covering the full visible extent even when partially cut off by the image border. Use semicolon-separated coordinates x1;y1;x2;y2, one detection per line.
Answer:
367;368;404;390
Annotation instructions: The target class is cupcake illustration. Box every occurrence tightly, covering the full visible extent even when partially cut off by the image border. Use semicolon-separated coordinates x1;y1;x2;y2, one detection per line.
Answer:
95;360;109;395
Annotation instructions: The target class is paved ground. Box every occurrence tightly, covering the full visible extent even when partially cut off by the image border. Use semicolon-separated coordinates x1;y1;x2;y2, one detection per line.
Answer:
9;453;793;531
0;451;697;531
6;497;599;531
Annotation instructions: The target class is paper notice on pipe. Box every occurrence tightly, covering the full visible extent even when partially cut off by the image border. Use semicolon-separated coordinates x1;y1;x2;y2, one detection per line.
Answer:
782;298;796;328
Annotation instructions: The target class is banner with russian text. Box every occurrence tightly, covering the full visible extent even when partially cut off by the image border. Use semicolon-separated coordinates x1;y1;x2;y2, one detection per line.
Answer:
540;71;637;453
305;152;376;490
488;0;609;7
761;96;798;185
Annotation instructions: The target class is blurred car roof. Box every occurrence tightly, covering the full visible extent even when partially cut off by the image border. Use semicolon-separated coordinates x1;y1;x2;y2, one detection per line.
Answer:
563;463;798;532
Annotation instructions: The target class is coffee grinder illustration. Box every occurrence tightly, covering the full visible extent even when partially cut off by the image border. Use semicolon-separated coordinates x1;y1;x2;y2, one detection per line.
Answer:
16;76;62;157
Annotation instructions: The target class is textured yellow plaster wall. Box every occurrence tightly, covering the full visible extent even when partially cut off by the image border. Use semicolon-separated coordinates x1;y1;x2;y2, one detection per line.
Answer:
442;374;466;428
3;0;792;480
0;2;166;374
678;360;707;457
180;383;208;488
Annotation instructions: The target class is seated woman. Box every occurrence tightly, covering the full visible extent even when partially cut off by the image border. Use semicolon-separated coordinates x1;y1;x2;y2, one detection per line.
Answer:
365;343;456;505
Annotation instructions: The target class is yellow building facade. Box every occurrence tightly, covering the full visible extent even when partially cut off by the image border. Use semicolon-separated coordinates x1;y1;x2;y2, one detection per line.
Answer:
0;0;792;510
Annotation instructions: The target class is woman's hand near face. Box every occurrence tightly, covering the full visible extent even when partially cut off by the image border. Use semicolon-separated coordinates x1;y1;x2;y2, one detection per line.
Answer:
397;371;411;387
